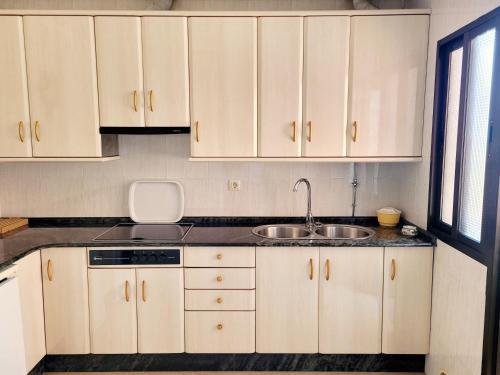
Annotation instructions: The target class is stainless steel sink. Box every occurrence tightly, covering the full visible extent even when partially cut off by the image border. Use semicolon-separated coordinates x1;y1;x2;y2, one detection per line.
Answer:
252;223;374;240
314;224;374;240
252;224;311;239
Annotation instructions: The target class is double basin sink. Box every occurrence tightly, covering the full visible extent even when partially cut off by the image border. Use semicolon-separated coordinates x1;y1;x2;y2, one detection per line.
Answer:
252;223;375;241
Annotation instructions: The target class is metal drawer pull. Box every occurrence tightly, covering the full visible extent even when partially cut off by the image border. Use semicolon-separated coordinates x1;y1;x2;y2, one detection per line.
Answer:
307;121;312;142
352;121;358;142
216;253;223;260
216;297;223;304
291;121;296;142
325;259;330;281
47;259;53;281
216;275;223;282
391;259;396;280
133;90;138;112
216;323;223;330
195;121;200;142
18;121;25;143
149;90;154;112
34;121;41;142
125;280;130;302
142;280;146;302
309;258;314;280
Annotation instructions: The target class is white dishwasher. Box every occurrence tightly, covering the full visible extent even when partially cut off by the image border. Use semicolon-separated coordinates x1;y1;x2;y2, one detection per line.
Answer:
0;265;27;375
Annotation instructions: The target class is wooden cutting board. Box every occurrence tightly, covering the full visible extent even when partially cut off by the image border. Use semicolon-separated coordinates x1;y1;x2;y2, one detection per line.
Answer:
0;218;28;238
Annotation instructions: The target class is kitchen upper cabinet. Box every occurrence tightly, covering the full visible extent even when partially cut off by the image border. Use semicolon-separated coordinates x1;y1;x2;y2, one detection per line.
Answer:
303;16;350;157
23;16;103;157
88;268;137;354
142;17;190;127
319;247;383;354
15;251;46;372
258;17;303;157
95;17;145;127
382;247;433;354
256;247;319;353
189;17;257;157
0;16;31;158
136;268;184;353
41;248;90;354
348;15;429;157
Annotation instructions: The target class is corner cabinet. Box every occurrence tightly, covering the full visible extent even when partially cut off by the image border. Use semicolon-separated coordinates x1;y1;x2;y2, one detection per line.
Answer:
348;15;429;157
189;17;257;157
41;248;90;354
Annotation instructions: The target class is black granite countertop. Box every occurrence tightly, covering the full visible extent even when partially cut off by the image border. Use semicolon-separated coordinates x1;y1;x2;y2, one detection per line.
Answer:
0;216;435;270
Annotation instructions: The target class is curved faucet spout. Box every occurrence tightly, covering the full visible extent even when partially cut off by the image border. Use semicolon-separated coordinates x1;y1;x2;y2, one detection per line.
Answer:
293;178;315;229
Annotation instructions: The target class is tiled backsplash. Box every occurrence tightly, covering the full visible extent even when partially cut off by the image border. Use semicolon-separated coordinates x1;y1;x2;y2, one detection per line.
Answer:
0;135;406;217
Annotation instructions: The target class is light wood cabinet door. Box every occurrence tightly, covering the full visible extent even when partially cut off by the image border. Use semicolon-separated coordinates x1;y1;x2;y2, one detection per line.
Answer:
24;16;102;157
142;17;189;127
382;247;433;354
189;17;257;157
256;247;319;353
136;268;184;353
88;268;137;354
0;16;31;157
15;251;46;371
348;15;429;157
319;247;383;354
95;16;145;127
258;17;303;157
303;16;349;157
41;248;90;354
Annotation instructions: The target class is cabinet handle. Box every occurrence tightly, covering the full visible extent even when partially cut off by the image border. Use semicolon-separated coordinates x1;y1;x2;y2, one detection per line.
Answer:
307;121;312;142
133;90;138;112
216;297;223;304
325;259;330;281
309;258;314;280
216;323;223;330
216;275;223;282
125;280;130;302
195;121;200;142
390;259;396;280
47;259;53;281
149;90;154;112
291;121;297;142
351;121;358;142
18;121;25;143
142;280;146;302
216;253;223;260
34;121;41;142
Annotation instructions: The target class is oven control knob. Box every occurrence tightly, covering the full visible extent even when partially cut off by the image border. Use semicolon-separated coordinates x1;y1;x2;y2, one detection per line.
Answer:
131;255;139;263
150;254;158;263
140;254;148;262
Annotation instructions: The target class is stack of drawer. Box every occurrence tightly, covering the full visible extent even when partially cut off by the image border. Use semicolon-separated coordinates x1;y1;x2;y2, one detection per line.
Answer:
184;246;256;353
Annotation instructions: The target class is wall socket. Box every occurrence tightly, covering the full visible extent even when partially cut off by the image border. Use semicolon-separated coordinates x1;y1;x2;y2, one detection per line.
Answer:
228;180;242;191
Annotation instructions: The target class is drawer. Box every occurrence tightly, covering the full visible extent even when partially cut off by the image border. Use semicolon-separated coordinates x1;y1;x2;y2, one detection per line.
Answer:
185;290;255;311
184;247;255;267
184;268;255;290
185;311;255;353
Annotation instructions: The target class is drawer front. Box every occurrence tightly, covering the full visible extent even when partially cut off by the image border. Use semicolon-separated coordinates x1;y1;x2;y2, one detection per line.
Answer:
185;290;255;311
184;247;255;268
185;311;255;353
184;268;255;290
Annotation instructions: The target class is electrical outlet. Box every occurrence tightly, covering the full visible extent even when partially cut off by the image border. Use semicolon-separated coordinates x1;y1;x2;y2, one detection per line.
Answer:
228;180;241;191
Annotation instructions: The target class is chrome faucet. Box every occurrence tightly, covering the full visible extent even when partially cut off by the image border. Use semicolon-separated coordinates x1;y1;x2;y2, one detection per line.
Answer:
293;178;315;230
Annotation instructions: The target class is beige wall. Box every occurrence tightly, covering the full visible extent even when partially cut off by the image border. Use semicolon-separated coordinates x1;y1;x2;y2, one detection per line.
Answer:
0;135;405;217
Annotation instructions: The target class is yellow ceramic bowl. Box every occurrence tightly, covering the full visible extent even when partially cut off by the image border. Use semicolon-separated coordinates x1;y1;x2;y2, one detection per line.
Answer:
377;208;401;227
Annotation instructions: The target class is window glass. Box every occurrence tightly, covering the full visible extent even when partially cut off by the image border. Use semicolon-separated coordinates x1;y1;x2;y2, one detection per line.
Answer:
440;47;463;225
459;28;496;242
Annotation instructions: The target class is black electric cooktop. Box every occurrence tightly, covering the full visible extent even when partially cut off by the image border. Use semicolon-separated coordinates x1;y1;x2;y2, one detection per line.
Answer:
93;223;193;242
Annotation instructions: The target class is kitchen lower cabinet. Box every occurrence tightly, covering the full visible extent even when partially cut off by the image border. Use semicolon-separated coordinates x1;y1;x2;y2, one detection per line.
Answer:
185;311;255;353
348;15;429;157
319;247;383;354
382;247;433;354
136;268;184;353
189;17;257;157
23;16;105;157
0;16;31;157
41;248;90;354
88;268;137;354
15;251;46;372
256;247;319;353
